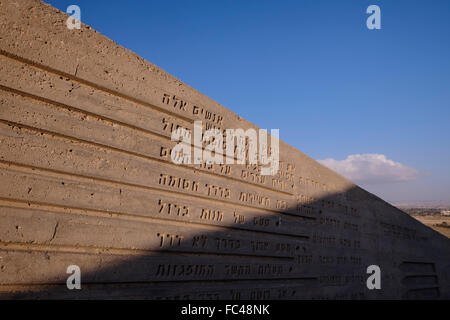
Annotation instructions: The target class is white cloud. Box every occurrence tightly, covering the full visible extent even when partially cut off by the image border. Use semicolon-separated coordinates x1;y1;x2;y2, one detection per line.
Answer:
318;154;419;185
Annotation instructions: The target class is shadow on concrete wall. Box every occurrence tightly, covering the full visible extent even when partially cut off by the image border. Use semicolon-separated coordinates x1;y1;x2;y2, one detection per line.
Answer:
1;185;449;300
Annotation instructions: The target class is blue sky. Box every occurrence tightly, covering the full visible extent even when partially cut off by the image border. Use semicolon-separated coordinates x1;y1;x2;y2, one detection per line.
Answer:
45;0;450;205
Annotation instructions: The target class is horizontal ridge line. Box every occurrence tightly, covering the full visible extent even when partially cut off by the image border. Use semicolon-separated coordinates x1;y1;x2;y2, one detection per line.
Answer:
0;198;311;240
0;159;315;220
0;87;294;197
0;241;296;261
0;49;196;124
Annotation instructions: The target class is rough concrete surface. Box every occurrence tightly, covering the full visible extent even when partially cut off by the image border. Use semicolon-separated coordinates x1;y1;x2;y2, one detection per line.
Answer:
0;0;449;299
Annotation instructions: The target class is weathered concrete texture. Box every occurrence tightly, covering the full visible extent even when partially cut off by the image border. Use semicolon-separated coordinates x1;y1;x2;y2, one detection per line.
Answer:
0;0;449;299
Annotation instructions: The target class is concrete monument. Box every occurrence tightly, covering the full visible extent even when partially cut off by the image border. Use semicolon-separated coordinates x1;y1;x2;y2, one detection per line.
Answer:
0;0;449;299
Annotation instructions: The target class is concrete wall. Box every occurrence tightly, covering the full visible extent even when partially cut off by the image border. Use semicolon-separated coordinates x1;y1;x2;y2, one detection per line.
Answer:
0;0;449;299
